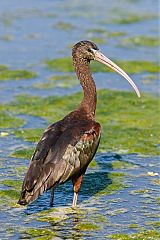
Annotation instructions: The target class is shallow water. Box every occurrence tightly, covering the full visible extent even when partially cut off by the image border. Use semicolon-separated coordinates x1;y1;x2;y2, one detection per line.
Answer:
0;0;159;239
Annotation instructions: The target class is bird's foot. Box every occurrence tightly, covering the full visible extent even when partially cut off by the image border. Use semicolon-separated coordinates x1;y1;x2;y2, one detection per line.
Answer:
72;192;78;208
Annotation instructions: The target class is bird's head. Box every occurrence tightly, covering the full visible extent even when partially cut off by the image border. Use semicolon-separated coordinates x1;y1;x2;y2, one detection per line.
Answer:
72;40;140;98
72;40;99;61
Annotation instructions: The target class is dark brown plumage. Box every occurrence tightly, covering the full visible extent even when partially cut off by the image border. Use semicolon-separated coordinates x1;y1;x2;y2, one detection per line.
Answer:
18;40;140;207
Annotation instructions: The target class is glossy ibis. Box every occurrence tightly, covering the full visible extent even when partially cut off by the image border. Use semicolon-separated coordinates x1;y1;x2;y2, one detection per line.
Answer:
18;40;140;207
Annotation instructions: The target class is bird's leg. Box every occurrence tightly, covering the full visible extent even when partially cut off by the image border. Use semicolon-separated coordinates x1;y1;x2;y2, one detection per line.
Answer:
50;188;54;207
72;175;83;208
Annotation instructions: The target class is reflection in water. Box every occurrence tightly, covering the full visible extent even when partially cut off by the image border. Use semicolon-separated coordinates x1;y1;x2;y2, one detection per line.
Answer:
23;171;111;214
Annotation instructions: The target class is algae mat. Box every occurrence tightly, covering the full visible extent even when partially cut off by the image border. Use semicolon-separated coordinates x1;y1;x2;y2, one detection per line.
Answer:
1;89;160;155
0;89;159;239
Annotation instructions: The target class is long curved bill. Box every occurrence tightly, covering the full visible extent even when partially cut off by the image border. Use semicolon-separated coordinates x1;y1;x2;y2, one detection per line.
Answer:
93;50;141;98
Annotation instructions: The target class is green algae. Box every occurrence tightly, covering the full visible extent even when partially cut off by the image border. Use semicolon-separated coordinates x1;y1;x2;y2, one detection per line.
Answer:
107;208;128;216
15;166;28;177
1;34;13;41
89;37;106;45
10;148;34;159
121;36;160;47
86;28;126;38
156;197;160;204
13;128;43;142
112;14;157;24
34;75;78;89
86;28;107;34
45;57;73;72
0;111;25;128
142;74;158;85
151;179;160;186
0;179;22;207
130;189;150;195
143;212;160;219
89;159;97;168
3;89;160;155
34;81;56;89
76;222;100;231
96;172;127;196
1;179;22;190
54;21;75;30
36;208;72;225
0;179;22;204
37;215;68;225
112;160;138;170
109;230;160;240
21;228;55;239
0;65;8;71
45;57;159;74
145;221;160;229
92;214;107;223
128;223;140;229
0;65;37;81
108;31;126;37
0;189;19;200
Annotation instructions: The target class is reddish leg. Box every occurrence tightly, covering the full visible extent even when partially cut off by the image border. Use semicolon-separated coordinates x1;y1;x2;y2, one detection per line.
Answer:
72;175;83;208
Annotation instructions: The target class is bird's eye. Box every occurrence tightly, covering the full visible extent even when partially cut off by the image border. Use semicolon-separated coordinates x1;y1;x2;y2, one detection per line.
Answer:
88;48;92;53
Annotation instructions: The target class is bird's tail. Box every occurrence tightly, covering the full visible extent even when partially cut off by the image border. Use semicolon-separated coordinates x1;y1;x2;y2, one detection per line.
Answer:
18;183;47;205
18;161;56;206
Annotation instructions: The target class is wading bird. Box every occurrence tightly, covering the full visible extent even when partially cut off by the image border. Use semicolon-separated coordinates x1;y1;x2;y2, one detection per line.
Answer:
18;40;140;207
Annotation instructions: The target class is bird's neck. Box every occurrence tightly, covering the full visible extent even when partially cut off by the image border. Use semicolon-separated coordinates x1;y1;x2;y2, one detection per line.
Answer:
73;57;97;119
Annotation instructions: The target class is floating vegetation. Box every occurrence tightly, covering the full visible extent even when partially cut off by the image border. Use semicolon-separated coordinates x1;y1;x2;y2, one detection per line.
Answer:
45;57;159;74
1;34;13;41
109;230;160;240
2;89;160;155
120;36;160;47
87;28;107;34
89;159;97;168
96;172;128;196
145;221;160;229
141;74;158;84
0;111;25;128
0;65;37;81
0;189;19;201
108;31;126;37
129;189;150;195
107;208;128;216
112;14;157;24
89;37;106;45
0;65;8;71
37;214;68;225
86;28;126;38
151;179;160;186
34;74;78;89
128;223;140;229
0;179;22;207
1;179;22;190
45;57;73;72
112;160;138;170
10;148;34;159
20;228;56;239
156;197;160;205
15;166;28;177
54;21;75;30
13;128;43;142
76;222;100;231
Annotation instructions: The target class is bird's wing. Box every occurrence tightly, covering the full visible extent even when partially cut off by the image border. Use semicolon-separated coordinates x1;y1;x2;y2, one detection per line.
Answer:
18;120;101;205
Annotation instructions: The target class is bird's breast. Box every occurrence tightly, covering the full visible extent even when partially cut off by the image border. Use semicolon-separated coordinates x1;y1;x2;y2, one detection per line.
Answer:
71;129;101;174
